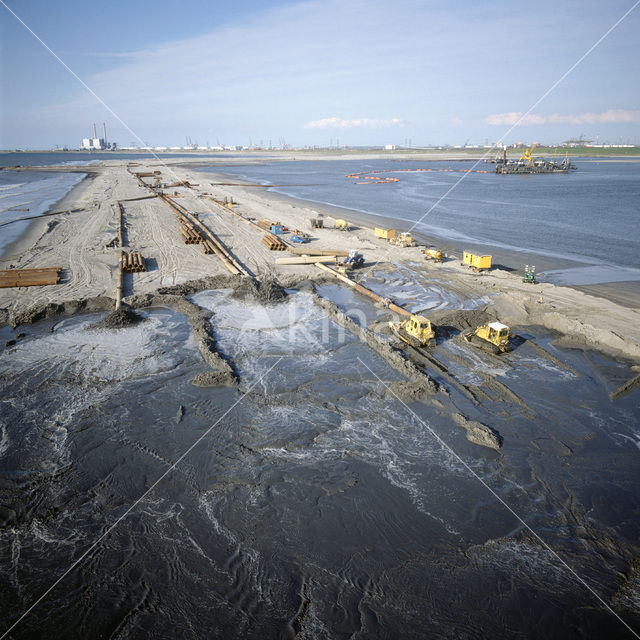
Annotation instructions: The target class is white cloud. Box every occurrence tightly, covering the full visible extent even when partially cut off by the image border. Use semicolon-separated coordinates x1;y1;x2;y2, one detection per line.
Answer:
303;117;407;129
485;109;640;126
484;112;546;126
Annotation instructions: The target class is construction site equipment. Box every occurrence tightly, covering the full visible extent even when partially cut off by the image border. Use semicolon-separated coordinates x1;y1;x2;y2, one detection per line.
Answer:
375;227;396;240
310;218;324;229
290;234;309;243
275;255;338;265
389;314;436;348
160;194;250;276
464;322;512;354
262;235;287;251
0;267;62;288
424;247;443;262
201;196;288;254
314;263;411;317
271;224;285;234
462;251;492;272
519;144;538;167
337;249;364;272
288;247;348;257
334;219;349;231
390;232;415;247
523;265;536;283
121;251;147;273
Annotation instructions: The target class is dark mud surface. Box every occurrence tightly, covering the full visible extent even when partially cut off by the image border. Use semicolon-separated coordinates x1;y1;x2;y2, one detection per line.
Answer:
0;286;639;639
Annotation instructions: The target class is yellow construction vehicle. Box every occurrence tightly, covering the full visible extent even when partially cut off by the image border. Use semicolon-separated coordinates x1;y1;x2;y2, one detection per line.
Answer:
389;314;436;348
375;227;396;240
424;246;443;262
464;322;512;354
335;219;349;231
390;232;415;247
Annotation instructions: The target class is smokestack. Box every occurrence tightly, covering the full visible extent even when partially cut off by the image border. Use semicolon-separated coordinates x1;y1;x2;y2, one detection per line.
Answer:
103;122;107;144
93;123;97;139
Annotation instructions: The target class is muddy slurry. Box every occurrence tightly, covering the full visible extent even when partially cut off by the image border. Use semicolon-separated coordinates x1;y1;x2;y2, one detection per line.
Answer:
0;282;639;639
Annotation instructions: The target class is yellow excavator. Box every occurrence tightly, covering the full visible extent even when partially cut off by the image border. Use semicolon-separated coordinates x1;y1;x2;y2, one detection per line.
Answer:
464;322;512;354
389;314;436;348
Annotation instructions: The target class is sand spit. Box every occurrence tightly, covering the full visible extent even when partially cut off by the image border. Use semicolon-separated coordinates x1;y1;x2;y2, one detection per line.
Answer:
453;414;502;451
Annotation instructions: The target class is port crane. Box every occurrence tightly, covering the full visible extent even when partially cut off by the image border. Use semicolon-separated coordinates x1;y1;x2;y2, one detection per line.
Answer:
518;144;538;167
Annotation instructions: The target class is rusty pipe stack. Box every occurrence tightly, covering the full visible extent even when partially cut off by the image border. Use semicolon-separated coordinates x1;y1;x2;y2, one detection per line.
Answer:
160;194;249;276
120;250;146;273
180;223;203;244
0;267;62;288
203;197;289;252
261;235;287;250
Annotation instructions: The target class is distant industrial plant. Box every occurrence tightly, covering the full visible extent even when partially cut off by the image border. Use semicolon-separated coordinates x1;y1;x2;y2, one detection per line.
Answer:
79;123;116;150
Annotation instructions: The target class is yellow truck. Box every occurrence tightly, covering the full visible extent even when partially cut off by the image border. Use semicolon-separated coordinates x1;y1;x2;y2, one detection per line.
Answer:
424;247;443;262
375;227;396;240
462;251;492;272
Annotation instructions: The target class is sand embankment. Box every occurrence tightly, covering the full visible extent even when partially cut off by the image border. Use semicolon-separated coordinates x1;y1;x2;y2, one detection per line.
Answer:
0;157;639;366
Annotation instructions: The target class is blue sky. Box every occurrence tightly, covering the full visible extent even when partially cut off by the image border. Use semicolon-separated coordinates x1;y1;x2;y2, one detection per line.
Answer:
1;0;639;148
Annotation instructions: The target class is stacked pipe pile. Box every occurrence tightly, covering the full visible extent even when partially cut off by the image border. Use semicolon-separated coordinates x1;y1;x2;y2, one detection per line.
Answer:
134;171;161;178
0;267;62;288
202;240;220;254
120;251;147;273
160;195;249;276
180;223;204;244
262;235;287;250
204;197;289;252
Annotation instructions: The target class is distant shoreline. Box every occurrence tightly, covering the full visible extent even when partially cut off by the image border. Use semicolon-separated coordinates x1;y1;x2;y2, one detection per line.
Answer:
2;147;640;163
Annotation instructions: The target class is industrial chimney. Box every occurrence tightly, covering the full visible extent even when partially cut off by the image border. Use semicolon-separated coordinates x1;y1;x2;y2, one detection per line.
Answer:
93;123;97;139
103;122;107;146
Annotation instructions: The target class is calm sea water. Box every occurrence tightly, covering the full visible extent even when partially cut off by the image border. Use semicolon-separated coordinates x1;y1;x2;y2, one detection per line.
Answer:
0;170;86;257
197;158;640;284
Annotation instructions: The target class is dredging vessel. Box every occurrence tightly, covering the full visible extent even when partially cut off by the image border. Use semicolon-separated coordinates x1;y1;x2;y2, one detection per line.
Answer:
496;146;576;174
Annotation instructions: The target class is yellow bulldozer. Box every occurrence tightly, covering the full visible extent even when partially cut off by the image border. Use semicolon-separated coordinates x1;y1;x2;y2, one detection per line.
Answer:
390;232;415;247
464;322;512;354
389;314;436;348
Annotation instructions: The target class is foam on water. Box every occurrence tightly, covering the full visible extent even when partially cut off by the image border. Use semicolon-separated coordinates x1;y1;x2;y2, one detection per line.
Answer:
0;309;197;383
